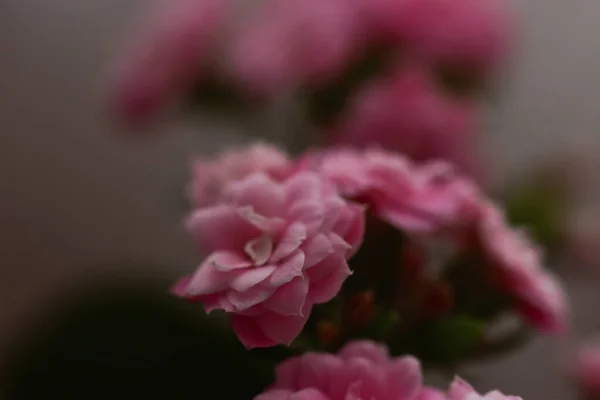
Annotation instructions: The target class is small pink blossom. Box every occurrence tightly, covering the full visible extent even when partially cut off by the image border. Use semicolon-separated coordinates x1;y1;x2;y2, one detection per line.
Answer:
188;143;293;207
330;68;481;179
478;202;568;334
259;340;422;400
447;377;522;400
173;171;365;348
227;0;365;97
301;148;476;234
363;0;512;72
111;0;226;124
572;344;600;396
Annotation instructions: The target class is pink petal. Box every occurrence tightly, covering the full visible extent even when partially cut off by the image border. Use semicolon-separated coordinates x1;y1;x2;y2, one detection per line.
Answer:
328;357;386;400
302;234;334;268
184;255;232;296
271;222;308;263
417;387;448;400
275;353;343;391
224;173;286;217
263;276;309;316
245;235;275;265
268;250;306;287
230;266;277;292
256;303;312;345
384;356;423;400
210;251;253;272
171;275;193;298
187;205;260;252
338;341;390;364
230;314;278;349
284;172;323;206
332;203;365;257
228;284;277;311
288;201;325;236
448;377;476;400
306;255;352;304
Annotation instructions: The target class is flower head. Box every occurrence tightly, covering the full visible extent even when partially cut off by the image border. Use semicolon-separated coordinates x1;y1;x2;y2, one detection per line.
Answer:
330;68;480;179
174;171;365;348
478;203;568;334
259;340;422;400
363;0;512;72
189;143;293;207
227;0;365;97
111;0;226;124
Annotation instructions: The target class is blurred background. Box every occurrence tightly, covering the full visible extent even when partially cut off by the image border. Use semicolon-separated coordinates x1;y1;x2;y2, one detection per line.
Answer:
1;0;600;398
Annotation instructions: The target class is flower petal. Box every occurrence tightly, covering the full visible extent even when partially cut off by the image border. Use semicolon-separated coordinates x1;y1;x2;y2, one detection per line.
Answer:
269;250;306;287
224;172;286;217
271;222;308;263
230;314;278;349
230;266;277;292
256;303;312;345
245;235;274;265
306;255;351;304
227;284;277;311
183;255;233;296
186;205;260;252
302;233;334;268
263;276;309;316
210;251;253;272
384;356;422;400
288;201;324;236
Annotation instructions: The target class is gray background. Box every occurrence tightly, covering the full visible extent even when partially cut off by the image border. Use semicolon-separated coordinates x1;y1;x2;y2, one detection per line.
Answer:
2;0;600;398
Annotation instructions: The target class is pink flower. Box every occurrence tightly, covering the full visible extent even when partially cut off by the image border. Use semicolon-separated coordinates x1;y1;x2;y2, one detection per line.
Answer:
256;388;330;400
188;143;293;207
572;344;600;396
447;377;522;400
330;68;481;179
417;388;447;400
259;340;422;400
111;0;226;124
478;203;568;334
301;148;477;234
227;0;365;97
363;0;512;72
173;171;365;348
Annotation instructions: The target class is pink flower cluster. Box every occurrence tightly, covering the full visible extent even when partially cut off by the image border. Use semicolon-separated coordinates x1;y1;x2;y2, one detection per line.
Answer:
255;340;522;400
174;165;365;348
175;144;566;348
301;148;567;333
111;0;511;124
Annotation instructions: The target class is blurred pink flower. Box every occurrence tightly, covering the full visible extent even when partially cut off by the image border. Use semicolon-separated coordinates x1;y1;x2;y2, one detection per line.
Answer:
259;340;422;400
447;377;522;400
111;0;226;124
227;0;365;97
256;388;330;400
188;143;293;207
363;0;512;72
173;171;365;348
330;68;481;179
301;148;476;234
417;388;447;400
478;202;568;334
572;344;600;396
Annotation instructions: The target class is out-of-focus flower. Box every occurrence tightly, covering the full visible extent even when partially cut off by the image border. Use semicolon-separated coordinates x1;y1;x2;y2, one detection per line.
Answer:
173;172;365;348
416;387;447;400
301;147;567;334
572;344;600;396
188;143;293;207
363;0;512;72
447;377;522;400
259;340;422;400
301;148;476;234
111;0;226;124
330;68;481;179
256;388;330;400
479;202;568;334
227;0;365;97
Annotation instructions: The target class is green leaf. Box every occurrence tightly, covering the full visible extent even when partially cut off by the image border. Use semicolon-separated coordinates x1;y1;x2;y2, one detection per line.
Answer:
418;315;485;363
